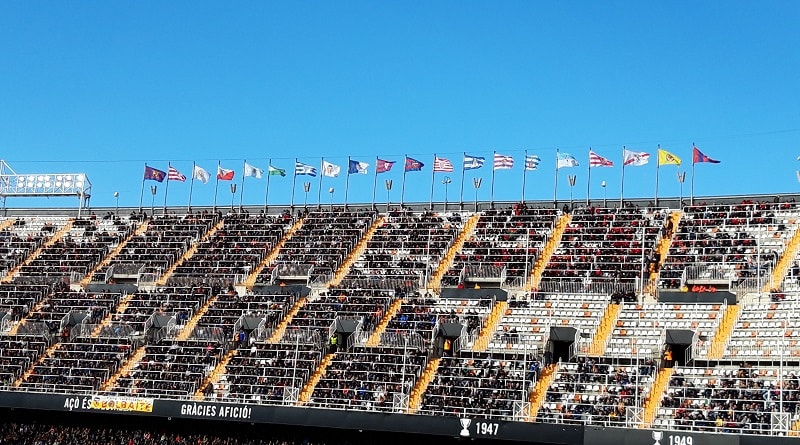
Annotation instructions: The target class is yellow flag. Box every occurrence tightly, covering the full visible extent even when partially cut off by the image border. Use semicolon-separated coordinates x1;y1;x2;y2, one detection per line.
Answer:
657;148;682;166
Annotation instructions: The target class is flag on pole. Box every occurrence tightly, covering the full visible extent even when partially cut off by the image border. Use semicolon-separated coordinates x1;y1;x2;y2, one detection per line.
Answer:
692;146;720;164
348;159;369;174
623;149;650;166
217;165;235;181
657;149;682;166
433;156;454;172
268;165;286;176
144;166;166;182
525;155;541;170
295;162;317;176
556;152;579;169
589;150;614;167
193;165;210;184
463;154;485;170
405;157;424;172
493;153;514;170
376;159;396;173
322;160;341;177
244;162;264;178
168;166;186;182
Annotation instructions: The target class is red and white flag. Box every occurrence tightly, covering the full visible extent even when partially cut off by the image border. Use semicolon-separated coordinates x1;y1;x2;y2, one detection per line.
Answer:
589;150;614;168
493;153;514;170
433;156;454;172
217;165;235;181
376;159;395;174
168;166;186;182
623;149;650;166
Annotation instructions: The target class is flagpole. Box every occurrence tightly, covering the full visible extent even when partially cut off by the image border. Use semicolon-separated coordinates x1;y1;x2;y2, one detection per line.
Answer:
586;148;591;206
344;156;351;210
429;154;436;210
401;155;407;206
239;160;247;211
318;157;324;209
371;156;379;210
213;161;222;211
522;150;528;203
188;162;197;212
620;147;626;207
459;152;466;210
553;150;559;209
490;150;496;208
264;158;272;212
139;163;147;213
290;158;298;209
163;162;171;214
655;145;660;207
690;143;695;206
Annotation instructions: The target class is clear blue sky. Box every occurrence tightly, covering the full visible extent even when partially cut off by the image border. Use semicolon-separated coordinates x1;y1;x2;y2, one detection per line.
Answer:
1;1;799;209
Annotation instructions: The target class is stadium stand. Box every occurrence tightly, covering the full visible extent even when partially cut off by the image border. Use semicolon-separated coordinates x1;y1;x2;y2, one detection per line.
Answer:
3;201;800;441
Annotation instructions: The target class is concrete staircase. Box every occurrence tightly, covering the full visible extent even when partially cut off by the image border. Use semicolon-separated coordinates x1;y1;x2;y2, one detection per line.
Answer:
156;219;225;286
366;298;404;347
297;352;335;405
645;210;682;295
242;217;305;289
194;348;239;400
81;219;150;287
176;293;222;341
0;218;17;232
587;303;621;356
642;366;675;427
707;304;741;360
526;363;558;421
764;225;800;293
426;214;481;291
101;345;147;392
525;213;572;292
407;357;441;414
328;216;385;288
471;300;509;352
2;219;74;284
266;297;308;344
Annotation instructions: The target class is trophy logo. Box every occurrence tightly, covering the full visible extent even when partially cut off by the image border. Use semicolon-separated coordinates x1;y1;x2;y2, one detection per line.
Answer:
459;418;471;437
652;431;663;445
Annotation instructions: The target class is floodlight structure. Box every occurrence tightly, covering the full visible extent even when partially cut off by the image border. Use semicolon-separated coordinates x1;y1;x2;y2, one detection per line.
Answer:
0;160;92;215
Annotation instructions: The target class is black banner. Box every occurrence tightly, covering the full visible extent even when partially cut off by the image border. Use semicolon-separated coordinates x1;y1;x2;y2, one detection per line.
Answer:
584;427;738;445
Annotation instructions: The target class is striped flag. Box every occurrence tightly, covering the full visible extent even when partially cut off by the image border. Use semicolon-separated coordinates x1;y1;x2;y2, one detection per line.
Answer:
433;156;454;172
493;153;514;170
168;166;186;182
589;150;614;168
463;154;485;170
525;155;541;170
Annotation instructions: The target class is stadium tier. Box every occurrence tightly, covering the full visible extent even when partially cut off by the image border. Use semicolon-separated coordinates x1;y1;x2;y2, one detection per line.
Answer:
2;201;800;444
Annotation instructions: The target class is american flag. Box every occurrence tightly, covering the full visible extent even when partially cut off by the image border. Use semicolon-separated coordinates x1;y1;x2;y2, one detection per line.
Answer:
168;166;186;182
493;153;514;170
433;156;454;172
589;150;614;168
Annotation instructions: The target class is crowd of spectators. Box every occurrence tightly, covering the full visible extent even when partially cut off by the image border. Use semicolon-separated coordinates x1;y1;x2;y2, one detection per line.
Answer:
20;337;135;393
538;357;654;426
289;289;394;335
112;340;222;398
262;210;376;285
341;209;461;291
442;204;555;287
310;346;426;412
170;211;290;283
420;351;538;419
659;201;793;289
541;206;666;292
661;363;800;434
